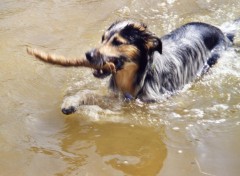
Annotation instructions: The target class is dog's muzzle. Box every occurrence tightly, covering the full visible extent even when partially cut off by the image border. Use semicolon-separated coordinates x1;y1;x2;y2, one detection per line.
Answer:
85;49;105;66
85;49;123;79
85;49;111;78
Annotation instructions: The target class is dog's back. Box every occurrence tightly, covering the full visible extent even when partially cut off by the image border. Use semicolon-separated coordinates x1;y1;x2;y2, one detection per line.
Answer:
163;22;228;50
137;22;233;101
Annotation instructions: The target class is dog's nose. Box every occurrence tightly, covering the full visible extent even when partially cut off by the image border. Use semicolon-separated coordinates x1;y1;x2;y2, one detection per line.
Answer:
85;49;95;62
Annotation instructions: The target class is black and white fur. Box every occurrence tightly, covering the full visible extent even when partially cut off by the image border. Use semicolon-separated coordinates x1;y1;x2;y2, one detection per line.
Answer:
136;22;230;101
62;19;239;114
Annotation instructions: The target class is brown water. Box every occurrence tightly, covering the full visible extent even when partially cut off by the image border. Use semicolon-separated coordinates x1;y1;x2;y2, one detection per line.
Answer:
1;0;240;176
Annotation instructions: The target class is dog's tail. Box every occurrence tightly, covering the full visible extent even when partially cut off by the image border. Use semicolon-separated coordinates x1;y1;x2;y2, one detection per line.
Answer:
220;18;240;42
26;47;116;72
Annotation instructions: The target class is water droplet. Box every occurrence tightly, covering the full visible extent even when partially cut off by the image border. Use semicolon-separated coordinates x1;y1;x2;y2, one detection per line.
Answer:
178;150;183;154
172;126;180;131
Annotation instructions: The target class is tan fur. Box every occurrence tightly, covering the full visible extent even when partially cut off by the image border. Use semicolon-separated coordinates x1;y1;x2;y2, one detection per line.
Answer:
99;34;139;62
96;32;141;95
114;34;128;44
99;34;127;57
26;47;116;72
133;23;147;32
118;46;139;61
113;62;139;96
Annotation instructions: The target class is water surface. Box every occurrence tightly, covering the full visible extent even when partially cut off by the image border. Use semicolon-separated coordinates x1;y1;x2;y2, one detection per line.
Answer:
0;0;240;176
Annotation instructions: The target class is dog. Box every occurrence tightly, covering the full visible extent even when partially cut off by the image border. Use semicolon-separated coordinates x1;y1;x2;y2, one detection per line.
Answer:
28;19;240;115
66;19;240;114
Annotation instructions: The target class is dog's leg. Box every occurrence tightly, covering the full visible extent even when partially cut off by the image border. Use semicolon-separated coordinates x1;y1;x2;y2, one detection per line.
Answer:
61;90;117;115
61;90;98;115
207;53;220;67
200;43;226;76
199;51;221;76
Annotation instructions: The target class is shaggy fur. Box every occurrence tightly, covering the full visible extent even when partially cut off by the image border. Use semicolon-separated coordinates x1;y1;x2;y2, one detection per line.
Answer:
49;19;239;114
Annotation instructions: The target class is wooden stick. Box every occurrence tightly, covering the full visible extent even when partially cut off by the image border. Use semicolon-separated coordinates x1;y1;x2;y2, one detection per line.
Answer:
26;47;116;72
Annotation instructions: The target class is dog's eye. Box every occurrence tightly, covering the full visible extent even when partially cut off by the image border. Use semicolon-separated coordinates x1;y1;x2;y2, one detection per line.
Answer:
112;38;123;46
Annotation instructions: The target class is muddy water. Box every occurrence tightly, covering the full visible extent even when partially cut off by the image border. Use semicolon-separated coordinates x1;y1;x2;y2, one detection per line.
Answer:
0;0;240;176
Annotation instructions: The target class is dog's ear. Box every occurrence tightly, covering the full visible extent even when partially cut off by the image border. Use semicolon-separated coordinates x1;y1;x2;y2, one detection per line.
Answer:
147;36;162;54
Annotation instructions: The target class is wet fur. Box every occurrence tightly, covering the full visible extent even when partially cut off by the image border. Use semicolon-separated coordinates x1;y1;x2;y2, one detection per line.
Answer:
31;19;238;114
85;20;233;103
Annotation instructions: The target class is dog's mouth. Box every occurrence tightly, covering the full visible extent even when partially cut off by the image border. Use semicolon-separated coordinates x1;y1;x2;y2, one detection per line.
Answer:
93;68;112;79
92;57;124;79
85;50;126;78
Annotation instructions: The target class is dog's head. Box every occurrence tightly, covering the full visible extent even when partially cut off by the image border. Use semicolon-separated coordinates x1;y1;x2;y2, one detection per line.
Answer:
85;20;162;95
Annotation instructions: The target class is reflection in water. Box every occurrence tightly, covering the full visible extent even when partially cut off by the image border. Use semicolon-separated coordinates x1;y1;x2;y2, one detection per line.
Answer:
0;0;240;175
58;120;166;175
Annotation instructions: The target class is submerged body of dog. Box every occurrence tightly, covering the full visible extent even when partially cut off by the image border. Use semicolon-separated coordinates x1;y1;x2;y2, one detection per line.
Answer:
28;19;239;114
84;21;235;102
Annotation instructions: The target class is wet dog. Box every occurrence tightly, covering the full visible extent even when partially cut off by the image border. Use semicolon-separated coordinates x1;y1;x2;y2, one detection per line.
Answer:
28;19;239;114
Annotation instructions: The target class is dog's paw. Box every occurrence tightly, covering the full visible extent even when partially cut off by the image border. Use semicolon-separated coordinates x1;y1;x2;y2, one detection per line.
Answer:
61;91;97;115
61;93;84;115
61;106;76;115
